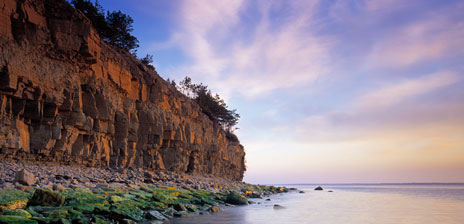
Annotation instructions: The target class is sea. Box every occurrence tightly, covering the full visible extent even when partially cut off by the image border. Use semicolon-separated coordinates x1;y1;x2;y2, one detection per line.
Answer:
167;183;464;224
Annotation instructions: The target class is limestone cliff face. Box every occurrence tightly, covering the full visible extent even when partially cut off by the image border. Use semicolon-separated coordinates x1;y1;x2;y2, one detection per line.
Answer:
0;0;245;180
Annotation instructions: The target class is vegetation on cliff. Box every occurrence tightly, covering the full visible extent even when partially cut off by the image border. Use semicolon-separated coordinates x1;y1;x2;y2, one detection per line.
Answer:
70;0;139;52
177;77;240;136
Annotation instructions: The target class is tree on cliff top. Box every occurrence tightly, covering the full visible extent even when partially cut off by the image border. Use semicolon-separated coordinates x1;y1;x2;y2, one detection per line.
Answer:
105;10;139;51
140;54;155;71
71;0;139;53
178;77;240;138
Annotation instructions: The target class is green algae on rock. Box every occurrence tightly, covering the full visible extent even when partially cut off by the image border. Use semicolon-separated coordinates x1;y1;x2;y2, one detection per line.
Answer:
0;215;38;224
0;189;32;212
2;209;32;218
0;184;292;223
225;191;249;205
29;189;65;207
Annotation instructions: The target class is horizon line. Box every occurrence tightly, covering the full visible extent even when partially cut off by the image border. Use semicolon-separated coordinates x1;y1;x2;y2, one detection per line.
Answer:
255;182;464;185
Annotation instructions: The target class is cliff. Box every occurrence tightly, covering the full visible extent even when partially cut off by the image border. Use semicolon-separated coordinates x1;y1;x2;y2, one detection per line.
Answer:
0;0;245;180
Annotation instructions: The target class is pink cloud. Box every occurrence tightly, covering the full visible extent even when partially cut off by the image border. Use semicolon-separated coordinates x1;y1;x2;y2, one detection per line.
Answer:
354;71;461;111
161;0;333;99
365;15;464;69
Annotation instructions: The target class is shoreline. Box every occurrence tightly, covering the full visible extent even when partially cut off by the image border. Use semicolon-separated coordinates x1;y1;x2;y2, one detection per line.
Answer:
0;161;293;223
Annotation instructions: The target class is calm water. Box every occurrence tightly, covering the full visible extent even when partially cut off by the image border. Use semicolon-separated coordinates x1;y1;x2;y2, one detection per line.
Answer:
168;184;464;224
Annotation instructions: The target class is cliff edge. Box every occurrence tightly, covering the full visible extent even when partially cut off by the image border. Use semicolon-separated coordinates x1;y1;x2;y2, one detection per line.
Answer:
0;0;245;180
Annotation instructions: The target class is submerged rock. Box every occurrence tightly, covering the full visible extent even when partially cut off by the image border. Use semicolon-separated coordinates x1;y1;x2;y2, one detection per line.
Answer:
299;191;305;193
314;186;323;191
273;204;285;209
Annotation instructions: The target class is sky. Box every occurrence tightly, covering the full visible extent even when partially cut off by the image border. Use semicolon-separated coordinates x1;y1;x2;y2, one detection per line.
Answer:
96;0;464;184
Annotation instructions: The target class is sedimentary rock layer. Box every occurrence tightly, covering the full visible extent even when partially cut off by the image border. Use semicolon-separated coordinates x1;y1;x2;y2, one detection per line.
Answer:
0;0;245;180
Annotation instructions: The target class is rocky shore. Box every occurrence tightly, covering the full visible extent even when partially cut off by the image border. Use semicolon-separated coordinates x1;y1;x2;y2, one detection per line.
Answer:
0;161;292;223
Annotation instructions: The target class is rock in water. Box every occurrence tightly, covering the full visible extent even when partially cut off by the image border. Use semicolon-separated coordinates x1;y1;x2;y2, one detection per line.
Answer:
14;169;35;186
209;206;220;213
314;186;323;191
273;204;285;209
147;210;168;221
299;191;305;193
225;192;248;205
29;189;65;206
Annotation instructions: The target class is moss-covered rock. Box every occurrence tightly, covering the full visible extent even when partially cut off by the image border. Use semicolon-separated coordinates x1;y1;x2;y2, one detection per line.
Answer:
0;189;31;212
0;215;38;224
225;192;248;205
92;216;111;224
185;204;198;212
29;189;65;207
110;201;144;221
63;189;109;213
2;209;32;218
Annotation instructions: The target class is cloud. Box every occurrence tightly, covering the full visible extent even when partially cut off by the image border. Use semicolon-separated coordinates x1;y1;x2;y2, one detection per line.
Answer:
296;71;463;142
354;71;461;111
364;6;464;69
161;0;333;99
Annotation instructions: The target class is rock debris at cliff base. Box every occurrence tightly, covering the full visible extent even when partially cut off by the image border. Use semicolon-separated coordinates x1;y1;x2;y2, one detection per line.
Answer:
0;161;243;191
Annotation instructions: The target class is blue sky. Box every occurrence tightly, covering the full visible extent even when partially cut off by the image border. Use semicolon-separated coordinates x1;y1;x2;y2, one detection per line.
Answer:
96;0;464;184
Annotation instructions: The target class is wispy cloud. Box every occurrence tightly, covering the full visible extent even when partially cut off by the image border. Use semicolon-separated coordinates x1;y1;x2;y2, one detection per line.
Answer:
365;18;464;69
354;71;461;111
296;70;463;143
161;0;333;99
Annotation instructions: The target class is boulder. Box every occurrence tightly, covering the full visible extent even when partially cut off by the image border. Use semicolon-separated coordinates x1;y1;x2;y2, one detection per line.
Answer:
299;191;305;193
173;203;186;212
314;186;323;191
14;169;35;186
28;189;65;206
225;192;248;205
273;204;285;209
147;210;168;221
209;206;220;213
173;211;189;217
0;189;30;211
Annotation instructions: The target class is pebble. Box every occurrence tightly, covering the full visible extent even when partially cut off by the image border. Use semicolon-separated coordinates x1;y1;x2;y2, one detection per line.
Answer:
0;160;251;192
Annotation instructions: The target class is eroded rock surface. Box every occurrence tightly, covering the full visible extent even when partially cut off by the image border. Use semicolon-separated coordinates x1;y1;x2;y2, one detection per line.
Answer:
0;0;245;180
